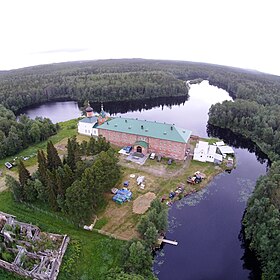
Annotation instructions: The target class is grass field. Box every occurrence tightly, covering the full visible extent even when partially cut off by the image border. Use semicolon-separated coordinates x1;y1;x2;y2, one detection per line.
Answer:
0;191;124;280
0;119;79;169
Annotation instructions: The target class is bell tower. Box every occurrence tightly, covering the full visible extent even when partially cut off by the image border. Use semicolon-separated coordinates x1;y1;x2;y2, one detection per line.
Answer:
98;102;109;125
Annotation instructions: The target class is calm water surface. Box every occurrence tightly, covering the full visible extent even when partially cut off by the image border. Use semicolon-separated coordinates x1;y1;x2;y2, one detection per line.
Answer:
18;100;81;123
21;81;266;279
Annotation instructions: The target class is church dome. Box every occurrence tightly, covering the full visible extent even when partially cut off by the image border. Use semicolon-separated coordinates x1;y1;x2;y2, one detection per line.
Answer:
86;106;93;112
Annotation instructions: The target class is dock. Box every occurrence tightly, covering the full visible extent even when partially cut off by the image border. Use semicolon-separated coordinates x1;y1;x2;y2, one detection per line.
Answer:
157;237;178;246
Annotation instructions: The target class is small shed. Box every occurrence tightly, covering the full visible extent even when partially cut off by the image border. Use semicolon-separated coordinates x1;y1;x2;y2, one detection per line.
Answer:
218;146;235;156
206;145;217;163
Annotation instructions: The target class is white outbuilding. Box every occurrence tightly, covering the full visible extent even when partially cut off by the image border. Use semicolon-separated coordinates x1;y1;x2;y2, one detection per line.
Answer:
218;145;235;157
193;141;227;163
193;141;208;162
77;104;99;136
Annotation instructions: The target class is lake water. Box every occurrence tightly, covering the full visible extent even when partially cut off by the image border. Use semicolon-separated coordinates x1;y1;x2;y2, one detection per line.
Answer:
20;80;266;279
18;100;82;124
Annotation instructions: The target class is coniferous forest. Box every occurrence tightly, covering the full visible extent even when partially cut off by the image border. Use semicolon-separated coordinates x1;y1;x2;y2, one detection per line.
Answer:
6;136;116;225
1;59;280;278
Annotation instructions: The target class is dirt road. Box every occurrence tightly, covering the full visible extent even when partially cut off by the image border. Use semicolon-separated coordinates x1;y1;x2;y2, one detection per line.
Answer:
118;156;191;178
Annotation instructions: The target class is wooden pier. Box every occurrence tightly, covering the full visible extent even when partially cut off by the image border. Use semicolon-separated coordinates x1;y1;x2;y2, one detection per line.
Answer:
158;237;178;246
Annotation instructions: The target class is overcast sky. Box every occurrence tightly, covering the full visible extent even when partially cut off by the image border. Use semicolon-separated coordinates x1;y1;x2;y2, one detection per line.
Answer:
1;0;280;76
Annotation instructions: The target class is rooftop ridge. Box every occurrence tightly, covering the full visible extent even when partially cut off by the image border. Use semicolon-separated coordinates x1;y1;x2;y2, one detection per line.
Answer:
99;117;192;143
112;117;180;129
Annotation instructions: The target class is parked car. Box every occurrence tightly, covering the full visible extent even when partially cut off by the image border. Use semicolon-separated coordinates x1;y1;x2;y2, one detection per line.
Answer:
167;158;173;165
124;146;132;153
150;152;156;160
157;155;162;162
123;181;129;187
5;162;13;169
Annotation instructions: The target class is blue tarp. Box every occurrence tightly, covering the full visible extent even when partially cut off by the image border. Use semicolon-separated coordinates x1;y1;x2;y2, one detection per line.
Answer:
112;189;132;204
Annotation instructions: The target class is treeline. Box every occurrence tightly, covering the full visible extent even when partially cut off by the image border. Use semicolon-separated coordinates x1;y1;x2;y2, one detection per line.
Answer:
5;136;119;225
208;100;280;161
243;162;280;279
104;198;168;279
0;69;188;112
0;104;57;159
2;59;280;113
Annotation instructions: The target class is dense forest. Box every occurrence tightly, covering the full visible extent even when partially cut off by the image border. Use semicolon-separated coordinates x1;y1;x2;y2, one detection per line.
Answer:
6;136;116;225
0;104;57;159
0;68;188;112
243;162;280;279
2;58;280;113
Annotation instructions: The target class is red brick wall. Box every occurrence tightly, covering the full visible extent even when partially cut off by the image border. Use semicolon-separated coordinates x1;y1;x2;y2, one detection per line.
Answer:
99;129;188;160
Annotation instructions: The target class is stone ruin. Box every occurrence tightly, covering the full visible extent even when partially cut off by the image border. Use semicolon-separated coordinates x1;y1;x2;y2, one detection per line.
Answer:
0;211;69;280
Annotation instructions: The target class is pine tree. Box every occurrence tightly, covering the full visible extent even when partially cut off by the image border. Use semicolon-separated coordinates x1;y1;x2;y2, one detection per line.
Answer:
18;160;31;188
63;164;75;192
47;141;62;171
46;169;58;210
65;180;93;225
87;137;96;155
66;137;80;171
91;148;121;192
24;179;38;202
95;136;110;154
37;149;48;186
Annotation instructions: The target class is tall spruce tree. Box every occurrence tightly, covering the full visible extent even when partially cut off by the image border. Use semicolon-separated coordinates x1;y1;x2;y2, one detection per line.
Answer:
66;136;80;171
91;148;121;192
18;160;31;188
47;141;62;171
46;169;58;210
37;149;48;186
65;180;93;225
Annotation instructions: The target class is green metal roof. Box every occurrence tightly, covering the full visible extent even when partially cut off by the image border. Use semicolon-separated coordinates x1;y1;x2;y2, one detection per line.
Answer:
79;116;98;124
134;140;148;148
98;117;192;143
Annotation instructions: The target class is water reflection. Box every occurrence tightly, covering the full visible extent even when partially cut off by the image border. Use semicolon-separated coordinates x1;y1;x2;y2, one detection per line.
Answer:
84;95;189;115
239;226;262;280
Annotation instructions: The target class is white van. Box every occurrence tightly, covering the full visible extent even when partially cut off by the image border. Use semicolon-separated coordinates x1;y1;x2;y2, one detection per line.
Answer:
150;153;156;160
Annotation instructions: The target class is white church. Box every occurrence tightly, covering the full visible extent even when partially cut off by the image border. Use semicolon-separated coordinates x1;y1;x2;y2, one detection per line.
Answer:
77;103;108;136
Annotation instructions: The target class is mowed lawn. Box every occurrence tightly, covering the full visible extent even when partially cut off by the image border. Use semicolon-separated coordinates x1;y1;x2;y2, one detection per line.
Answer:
0;191;125;280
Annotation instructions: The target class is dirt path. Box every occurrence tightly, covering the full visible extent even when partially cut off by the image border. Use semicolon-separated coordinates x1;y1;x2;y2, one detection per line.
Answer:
133;192;156;214
0;164;38;193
